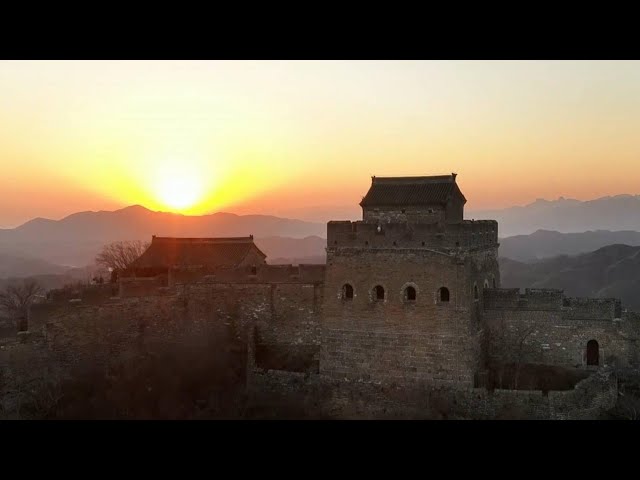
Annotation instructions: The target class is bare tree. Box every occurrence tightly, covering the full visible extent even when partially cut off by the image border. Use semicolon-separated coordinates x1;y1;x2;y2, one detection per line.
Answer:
95;240;149;272
0;279;44;332
486;317;537;390
0;279;44;315
512;325;537;390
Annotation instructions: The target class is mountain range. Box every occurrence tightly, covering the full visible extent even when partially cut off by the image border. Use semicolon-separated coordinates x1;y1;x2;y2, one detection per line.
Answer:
500;244;640;310
3;197;640;294
470;194;640;237
0;205;326;267
0;252;69;278
499;229;640;262
254;236;326;265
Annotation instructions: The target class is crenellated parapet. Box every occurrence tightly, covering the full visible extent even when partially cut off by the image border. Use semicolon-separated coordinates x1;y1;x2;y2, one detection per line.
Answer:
326;219;498;252
483;288;563;311
562;297;622;321
170;263;326;286
483;288;623;321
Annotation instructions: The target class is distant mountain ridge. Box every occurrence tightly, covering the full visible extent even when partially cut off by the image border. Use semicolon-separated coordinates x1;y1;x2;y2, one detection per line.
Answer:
0;205;326;267
470;194;640;237
500;244;640;310
0;253;69;278
254;236;326;264
8;205;324;240
499;229;640;262
5;196;640;280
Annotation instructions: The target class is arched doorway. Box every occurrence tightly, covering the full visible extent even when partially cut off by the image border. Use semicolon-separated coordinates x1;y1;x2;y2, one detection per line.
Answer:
438;287;450;302
342;284;354;300
374;285;385;301
586;340;599;366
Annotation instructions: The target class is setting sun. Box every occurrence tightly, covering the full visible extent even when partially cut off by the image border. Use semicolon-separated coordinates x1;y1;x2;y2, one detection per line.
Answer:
154;166;204;211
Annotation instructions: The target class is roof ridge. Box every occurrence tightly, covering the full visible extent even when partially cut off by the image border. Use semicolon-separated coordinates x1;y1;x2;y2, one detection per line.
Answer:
130;236;266;270
360;174;463;207
151;235;255;243
371;174;456;184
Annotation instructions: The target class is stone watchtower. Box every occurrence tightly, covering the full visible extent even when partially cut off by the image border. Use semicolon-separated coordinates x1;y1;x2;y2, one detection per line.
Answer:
320;174;500;388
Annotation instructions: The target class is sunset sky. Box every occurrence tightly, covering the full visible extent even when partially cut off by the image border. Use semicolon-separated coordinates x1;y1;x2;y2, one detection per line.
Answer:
2;60;640;228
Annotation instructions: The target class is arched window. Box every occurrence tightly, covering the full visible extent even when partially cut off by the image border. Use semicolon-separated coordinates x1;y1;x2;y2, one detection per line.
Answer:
587;340;599;366
439;287;450;302
474;284;479;300
374;285;385;301
405;286;416;301
484;279;489;288
492;277;496;288
342;284;354;300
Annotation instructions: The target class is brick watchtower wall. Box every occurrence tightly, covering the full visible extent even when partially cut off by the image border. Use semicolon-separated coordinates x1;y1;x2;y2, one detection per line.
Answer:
482;288;639;369
320;219;500;388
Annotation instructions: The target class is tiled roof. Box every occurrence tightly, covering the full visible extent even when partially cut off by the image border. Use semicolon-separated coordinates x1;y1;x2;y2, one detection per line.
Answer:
130;236;266;269
359;174;466;207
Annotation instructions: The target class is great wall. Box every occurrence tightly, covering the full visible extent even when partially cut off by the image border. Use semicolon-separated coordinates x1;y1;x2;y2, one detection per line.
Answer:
1;174;638;419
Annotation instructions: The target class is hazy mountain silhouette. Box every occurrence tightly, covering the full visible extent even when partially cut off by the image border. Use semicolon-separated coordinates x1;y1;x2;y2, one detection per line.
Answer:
500;244;640;309
499;229;640;262
255;236;326;264
6;197;640;279
0;205;326;267
238;205;361;224
470;194;640;237
0;272;92;294
0;253;69;278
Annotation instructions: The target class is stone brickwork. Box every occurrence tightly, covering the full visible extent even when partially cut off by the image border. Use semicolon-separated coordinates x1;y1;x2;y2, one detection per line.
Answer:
483;288;640;369
119;276;169;297
167;264;324;288
327;220;498;251
321;223;500;387
362;205;446;224
113;265;325;374
183;280;322;348
39;275;324;378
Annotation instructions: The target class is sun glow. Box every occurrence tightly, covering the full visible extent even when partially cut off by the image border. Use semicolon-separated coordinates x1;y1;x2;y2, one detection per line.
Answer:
154;165;205;212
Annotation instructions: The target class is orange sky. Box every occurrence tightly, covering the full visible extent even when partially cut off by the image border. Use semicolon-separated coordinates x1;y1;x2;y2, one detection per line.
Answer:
2;60;640;227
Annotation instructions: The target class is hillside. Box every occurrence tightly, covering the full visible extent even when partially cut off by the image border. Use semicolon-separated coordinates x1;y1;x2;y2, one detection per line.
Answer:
499;229;640;262
0;253;69;278
500;244;640;310
0;205;325;267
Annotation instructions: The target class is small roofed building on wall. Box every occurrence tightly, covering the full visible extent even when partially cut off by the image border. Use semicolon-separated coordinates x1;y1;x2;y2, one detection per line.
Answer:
360;173;466;224
120;235;267;294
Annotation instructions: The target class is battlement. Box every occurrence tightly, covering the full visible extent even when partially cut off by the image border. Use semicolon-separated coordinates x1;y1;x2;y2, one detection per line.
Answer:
483;288;622;320
562;297;622;320
327;219;498;251
483;288;564;310
170;263;326;285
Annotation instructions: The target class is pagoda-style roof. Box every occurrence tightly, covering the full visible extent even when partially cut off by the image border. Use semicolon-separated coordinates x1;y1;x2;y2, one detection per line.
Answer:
359;174;466;207
129;235;266;269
